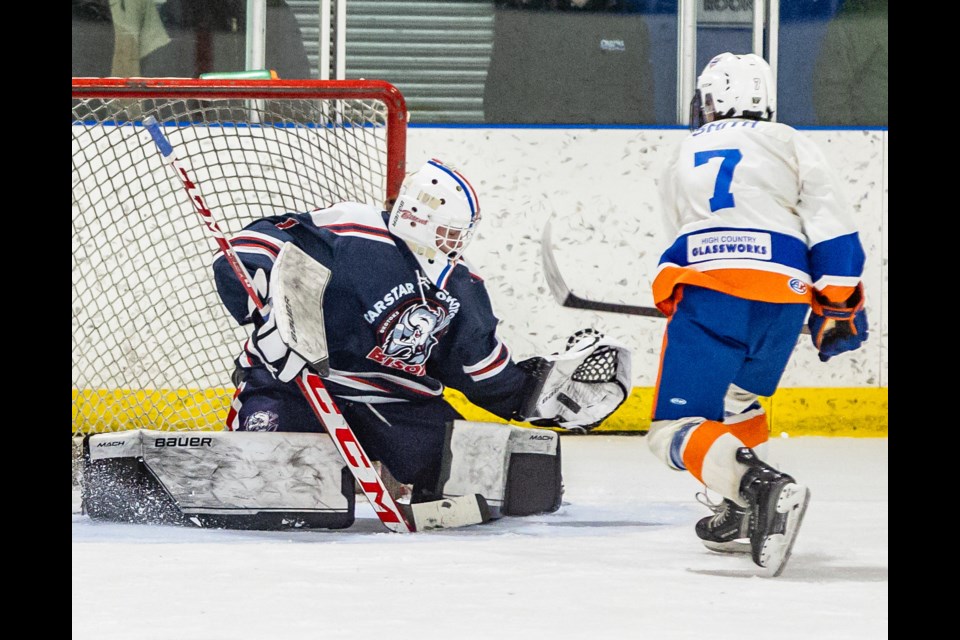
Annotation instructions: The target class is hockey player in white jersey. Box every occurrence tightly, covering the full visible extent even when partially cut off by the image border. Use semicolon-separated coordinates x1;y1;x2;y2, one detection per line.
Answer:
645;53;869;576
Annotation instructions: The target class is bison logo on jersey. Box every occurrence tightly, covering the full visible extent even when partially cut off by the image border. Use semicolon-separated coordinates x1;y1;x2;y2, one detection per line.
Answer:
367;301;452;375
385;304;449;364
243;410;279;432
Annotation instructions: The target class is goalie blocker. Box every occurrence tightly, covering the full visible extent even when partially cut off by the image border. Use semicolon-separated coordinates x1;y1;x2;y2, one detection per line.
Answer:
81;421;562;529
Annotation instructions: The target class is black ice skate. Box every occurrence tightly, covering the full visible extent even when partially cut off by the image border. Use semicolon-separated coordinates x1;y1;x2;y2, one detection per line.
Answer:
694;492;751;555
736;447;811;577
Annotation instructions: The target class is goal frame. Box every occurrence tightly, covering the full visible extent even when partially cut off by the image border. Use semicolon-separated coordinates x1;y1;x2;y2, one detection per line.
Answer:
72;77;409;204
72;77;409;442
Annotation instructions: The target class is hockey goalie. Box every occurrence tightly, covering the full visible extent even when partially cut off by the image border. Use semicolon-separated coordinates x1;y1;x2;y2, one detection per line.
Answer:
81;159;632;531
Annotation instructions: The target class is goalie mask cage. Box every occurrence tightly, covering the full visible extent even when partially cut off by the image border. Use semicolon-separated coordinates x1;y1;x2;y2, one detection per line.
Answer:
72;78;408;481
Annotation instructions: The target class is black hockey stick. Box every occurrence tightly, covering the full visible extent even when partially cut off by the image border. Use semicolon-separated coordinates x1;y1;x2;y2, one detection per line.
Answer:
540;218;665;318
540;219;811;335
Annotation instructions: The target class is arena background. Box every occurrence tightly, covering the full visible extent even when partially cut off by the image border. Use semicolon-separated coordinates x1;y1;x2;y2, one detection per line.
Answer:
402;126;888;436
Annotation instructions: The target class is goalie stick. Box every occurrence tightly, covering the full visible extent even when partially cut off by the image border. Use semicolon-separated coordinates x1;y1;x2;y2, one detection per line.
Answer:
540;219;811;335
143;117;487;533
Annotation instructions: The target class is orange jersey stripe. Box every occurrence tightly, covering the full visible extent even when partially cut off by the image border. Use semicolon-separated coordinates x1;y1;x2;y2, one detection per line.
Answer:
653;266;812;313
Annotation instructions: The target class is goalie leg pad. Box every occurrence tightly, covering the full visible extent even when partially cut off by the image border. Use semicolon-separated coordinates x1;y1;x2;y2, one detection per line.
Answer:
82;449;186;525
436;420;562;517
82;429;355;530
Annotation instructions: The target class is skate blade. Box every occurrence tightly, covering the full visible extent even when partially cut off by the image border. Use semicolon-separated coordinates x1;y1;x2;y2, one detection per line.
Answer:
758;483;811;577
702;539;751;555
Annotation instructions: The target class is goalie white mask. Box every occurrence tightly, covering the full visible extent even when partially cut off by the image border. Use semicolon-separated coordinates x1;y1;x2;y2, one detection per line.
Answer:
690;52;775;130
388;159;481;261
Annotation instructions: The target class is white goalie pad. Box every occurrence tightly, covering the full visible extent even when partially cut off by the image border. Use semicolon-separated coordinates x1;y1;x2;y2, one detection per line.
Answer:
437;420;562;517
520;330;632;431
270;242;332;377
83;429;355;529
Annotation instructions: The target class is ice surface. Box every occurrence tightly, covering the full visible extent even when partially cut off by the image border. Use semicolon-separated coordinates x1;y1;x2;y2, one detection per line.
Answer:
72;435;887;640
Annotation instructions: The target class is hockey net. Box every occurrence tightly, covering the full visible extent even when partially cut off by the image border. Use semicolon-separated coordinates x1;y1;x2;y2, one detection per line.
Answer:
72;78;408;487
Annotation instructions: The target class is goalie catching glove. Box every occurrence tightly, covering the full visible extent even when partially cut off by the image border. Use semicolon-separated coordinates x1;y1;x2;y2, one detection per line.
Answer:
249;308;309;383
808;283;869;362
515;329;632;432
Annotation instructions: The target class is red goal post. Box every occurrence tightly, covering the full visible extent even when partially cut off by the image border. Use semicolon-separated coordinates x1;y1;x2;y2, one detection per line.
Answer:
71;78;409;443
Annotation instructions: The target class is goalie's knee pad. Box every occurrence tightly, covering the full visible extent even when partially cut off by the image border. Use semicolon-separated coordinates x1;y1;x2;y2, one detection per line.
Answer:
436;420;562;518
81;430;356;530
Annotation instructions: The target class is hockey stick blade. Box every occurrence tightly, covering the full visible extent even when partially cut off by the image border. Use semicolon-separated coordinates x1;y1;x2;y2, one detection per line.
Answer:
399;494;492;531
540;219;664;318
540;219;811;335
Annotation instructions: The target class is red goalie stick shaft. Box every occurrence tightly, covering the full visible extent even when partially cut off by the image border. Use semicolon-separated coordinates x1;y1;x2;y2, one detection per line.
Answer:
143;117;414;533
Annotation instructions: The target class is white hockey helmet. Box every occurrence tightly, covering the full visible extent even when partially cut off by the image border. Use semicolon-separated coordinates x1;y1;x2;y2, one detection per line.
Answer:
690;52;775;129
387;159;481;261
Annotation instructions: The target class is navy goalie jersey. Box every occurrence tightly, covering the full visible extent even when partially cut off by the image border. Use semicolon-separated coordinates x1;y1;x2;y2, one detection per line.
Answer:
212;202;531;420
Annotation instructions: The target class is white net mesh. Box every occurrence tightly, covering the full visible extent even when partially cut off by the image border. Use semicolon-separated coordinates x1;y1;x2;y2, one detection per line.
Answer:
72;81;405;449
